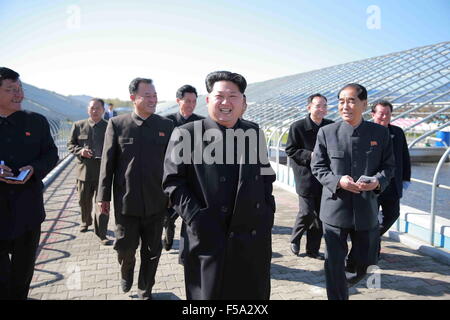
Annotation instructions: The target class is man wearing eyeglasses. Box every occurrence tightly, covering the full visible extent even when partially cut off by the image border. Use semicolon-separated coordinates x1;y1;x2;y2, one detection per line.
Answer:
0;67;58;300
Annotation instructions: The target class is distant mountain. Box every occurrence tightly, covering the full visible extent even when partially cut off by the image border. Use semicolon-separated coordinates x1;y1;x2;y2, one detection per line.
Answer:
22;83;88;121
68;95;94;106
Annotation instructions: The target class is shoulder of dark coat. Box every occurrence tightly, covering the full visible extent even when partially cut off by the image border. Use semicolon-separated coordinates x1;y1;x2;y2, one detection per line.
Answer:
240;119;259;130
365;121;388;132
74;118;89;126
21;110;49;123
192;113;205;120
165;113;177;121
290;118;306;128
389;124;405;134
110;112;131;124
153;113;175;128
176;119;202;133
323;118;334;125
319;120;340;133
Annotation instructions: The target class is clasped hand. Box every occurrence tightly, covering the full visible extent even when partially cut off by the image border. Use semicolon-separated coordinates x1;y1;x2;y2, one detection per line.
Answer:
339;175;379;194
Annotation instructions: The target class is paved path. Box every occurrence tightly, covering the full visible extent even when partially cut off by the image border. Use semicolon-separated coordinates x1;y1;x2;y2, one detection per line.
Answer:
28;160;450;300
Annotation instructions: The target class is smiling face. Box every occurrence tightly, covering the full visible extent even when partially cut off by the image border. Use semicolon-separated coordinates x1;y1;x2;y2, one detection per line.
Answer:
372;104;392;127
131;82;157;118
308;96;328;121
177;92;197;118
0;79;23;116
338;87;367;126
206;80;244;128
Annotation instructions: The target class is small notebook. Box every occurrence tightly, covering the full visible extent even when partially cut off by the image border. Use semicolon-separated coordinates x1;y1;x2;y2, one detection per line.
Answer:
5;169;31;181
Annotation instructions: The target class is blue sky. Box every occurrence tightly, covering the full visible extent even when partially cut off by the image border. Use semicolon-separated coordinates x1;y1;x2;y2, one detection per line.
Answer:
0;0;449;101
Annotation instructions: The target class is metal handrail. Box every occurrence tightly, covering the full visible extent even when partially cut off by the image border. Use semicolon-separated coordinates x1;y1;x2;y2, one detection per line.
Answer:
408;121;450;148
430;147;450;246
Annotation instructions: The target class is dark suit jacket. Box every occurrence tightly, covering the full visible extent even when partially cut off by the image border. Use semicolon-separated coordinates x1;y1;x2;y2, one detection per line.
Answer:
285;116;334;197
311;120;395;231
162;117;276;299
0;111;59;239
103;110;117;121
97;112;174;217
165;112;204;127
380;124;411;200
67;118;107;181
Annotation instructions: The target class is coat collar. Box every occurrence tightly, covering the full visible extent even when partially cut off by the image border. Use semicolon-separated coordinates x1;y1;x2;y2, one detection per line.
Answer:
340;118;366;135
2;110;23;126
304;115;320;131
132;112;155;127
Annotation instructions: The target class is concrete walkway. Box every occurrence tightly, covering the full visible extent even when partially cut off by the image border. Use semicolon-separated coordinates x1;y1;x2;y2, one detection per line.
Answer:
28;160;450;300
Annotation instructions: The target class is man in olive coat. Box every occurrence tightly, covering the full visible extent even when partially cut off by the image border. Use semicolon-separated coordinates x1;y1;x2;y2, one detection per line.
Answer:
0;67;58;299
163;71;276;300
68;98;110;243
163;84;204;252
97;78;174;300
311;83;395;300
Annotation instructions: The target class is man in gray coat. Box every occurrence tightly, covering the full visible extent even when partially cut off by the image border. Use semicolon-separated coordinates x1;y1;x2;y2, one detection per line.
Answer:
68;98;110;244
311;83;395;300
97;78;174;300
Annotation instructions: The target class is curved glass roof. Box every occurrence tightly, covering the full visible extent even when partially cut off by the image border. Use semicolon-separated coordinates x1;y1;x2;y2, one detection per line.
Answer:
184;41;449;135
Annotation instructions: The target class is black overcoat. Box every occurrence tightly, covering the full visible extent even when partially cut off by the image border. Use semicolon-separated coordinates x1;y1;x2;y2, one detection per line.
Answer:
285;116;334;196
162;117;276;300
0;111;58;239
380;124;411;200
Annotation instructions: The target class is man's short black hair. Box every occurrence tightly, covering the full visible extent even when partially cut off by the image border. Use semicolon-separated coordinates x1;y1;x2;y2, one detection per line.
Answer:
176;85;198;99
129;78;153;95
0;67;20;86
307;93;327;105
205;71;247;94
337;83;368;101
90;98;105;108
371;99;393;113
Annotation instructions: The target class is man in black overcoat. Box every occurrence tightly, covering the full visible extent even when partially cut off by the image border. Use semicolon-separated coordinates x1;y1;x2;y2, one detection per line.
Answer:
285;93;333;259
163;71;276;300
97;78;174;300
311;83;395;300
0;67;58;299
163;85;204;252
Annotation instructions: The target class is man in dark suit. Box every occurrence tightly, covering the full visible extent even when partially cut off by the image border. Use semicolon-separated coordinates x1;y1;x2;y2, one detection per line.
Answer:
97;78;174;300
67;98;110;244
163;71;276;300
0;67;59;299
103;103;117;120
163;85;204;251
285;93;333;259
346;99;411;276
311;83;395;300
